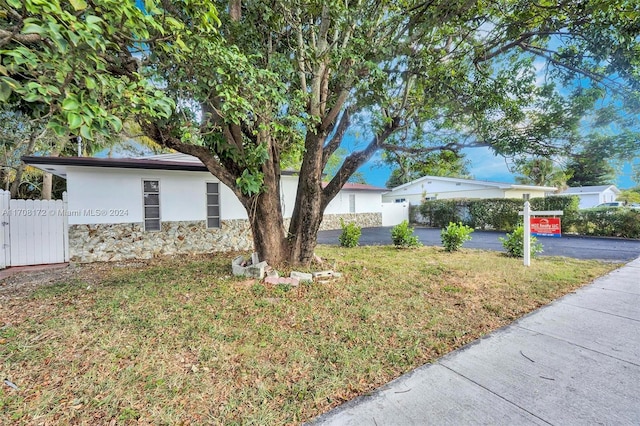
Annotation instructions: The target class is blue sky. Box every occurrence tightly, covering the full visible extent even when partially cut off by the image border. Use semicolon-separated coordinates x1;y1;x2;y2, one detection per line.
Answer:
342;131;524;188
112;135;637;190
357;147;516;188
355;143;637;190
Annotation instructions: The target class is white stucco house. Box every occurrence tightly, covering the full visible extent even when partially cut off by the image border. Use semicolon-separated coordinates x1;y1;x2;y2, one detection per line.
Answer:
382;175;557;205
24;153;387;262
555;185;621;209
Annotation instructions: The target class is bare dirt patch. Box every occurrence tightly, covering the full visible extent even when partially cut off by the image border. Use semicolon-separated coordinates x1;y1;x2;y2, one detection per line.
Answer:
0;256;196;300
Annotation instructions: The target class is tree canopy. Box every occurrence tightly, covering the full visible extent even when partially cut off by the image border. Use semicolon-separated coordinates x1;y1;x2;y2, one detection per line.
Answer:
565;137;618;186
513;157;572;188
566;156;617;187
2;0;640;265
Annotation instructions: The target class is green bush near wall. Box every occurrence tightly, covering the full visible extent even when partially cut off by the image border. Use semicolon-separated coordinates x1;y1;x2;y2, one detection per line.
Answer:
418;200;463;228
417;196;581;232
571;208;640;238
467;199;522;231
416;195;639;239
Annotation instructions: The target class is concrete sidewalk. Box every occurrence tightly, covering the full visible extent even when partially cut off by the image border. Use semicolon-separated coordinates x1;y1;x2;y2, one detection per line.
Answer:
309;258;640;425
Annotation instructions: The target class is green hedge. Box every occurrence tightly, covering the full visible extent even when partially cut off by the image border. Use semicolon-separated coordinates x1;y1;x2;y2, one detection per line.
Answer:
416;196;640;238
417;196;580;232
417;200;464;228
570;208;640;238
467;199;522;231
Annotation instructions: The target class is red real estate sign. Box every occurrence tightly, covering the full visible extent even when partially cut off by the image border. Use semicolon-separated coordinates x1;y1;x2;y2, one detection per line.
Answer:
530;217;561;238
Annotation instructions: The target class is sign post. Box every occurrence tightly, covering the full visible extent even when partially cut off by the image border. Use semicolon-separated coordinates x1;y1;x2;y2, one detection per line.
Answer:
518;197;563;267
523;201;531;266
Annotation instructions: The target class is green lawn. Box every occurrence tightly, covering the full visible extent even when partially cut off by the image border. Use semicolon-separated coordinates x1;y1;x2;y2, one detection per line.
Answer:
0;246;617;425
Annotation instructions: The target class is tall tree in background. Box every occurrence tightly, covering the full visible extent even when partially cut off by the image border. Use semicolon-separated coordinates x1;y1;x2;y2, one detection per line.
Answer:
513;157;571;189
566;155;616;187
617;188;640;203
566;137;618;187
3;1;640;265
633;166;640;187
385;151;471;188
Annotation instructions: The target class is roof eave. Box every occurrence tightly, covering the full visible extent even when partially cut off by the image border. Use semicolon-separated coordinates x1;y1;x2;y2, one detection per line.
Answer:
21;155;299;176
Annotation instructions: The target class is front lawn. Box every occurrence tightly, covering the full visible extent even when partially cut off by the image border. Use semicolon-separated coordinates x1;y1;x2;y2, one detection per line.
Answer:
0;246;617;424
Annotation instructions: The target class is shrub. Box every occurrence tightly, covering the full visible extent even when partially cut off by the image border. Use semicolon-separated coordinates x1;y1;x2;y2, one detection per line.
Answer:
338;219;362;248
441;222;474;252
391;220;421;248
499;225;543;258
571;208;640;238
468;198;521;231
418;200;463;227
416;195;640;239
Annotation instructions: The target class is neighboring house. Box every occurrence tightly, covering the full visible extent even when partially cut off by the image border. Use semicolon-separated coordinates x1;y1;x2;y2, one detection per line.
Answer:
555;185;621;209
24;154;386;263
382;175;557;205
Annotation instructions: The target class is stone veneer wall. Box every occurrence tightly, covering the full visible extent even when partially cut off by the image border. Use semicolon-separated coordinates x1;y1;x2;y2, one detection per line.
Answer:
318;213;382;231
69;220;253;263
70;213;382;263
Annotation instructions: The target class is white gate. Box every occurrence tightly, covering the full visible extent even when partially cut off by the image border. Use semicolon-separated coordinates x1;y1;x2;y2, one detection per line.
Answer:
0;190;69;268
382;202;409;226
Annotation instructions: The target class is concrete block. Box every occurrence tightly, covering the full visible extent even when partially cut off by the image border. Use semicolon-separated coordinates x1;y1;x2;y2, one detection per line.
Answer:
291;271;313;281
245;261;268;279
231;255;246;276
264;276;300;287
266;267;279;278
251;252;260;265
313;270;334;279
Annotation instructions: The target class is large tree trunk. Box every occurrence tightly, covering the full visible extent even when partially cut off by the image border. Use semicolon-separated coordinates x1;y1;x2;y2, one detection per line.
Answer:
239;131;291;266
229;0;241;20
246;190;289;266
285;119;402;265
287;187;325;265
287;133;327;265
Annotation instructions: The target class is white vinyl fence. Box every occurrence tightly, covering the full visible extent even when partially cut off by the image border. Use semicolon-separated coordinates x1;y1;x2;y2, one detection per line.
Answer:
381;202;409;226
0;190;69;268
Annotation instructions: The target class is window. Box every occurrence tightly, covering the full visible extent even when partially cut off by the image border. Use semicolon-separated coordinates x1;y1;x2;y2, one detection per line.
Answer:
349;194;356;213
143;180;160;231
206;182;220;228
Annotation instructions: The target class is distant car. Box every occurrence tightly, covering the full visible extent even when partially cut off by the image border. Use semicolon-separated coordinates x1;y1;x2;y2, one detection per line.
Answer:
629;203;640;210
595;202;625;208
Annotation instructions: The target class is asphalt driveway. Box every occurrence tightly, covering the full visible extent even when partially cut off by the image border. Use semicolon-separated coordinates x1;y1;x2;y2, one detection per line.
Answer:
317;226;640;262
